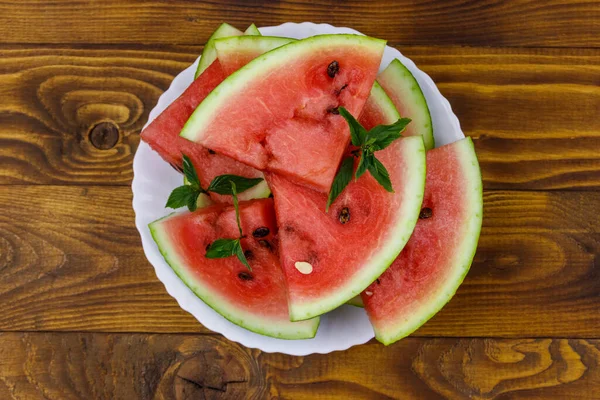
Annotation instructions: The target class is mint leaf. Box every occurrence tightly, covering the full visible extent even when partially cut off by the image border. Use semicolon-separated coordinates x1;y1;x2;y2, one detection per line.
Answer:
338;107;367;146
368;118;411;150
355;151;372;180
207;174;263;195
326;156;354;211
206;238;239;258
186;192;199;212
230;181;243;237
166;185;198;210
182;154;200;190
205;238;251;271
234;240;251;271
368;156;394;192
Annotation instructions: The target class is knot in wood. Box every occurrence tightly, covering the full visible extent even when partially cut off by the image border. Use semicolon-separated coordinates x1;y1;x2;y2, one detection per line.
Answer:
174;347;251;399
89;122;119;150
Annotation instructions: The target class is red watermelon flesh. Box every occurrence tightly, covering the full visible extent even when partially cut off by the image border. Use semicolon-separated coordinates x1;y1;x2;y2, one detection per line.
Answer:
266;83;426;321
362;137;482;345
149;198;320;339
141;60;225;168
141;61;267;203
180;35;387;193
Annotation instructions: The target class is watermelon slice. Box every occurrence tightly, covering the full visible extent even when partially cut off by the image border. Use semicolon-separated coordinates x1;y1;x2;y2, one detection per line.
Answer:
141;36;293;203
267;83;426;321
149;199;320;339
362;137;482;345
378;59;435;150
181;35;386;193
195;23;261;78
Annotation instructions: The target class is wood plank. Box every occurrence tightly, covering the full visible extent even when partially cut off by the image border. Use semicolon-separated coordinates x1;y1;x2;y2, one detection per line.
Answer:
0;186;599;336
0;332;599;399
405;46;600;191
1;45;598;190
0;1;599;47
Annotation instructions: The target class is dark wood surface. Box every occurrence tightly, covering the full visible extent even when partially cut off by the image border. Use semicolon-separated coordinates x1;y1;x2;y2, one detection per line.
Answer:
1;1;599;399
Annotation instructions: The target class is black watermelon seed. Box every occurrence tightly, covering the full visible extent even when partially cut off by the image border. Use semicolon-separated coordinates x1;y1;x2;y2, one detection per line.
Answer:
208;149;216;154
238;271;253;281
419;207;433;219
327;107;339;115
205;243;211;252
338;207;350;224
252;227;270;238
327;60;339;78
244;250;253;260
376;278;381;285
258;240;272;250
334;83;348;96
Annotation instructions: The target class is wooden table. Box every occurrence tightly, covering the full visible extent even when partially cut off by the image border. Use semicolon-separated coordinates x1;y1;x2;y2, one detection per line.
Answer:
1;1;599;399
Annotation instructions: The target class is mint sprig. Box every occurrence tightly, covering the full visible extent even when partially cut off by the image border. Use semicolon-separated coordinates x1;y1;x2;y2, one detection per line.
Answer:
326;156;354;211
205;180;252;271
165;156;262;270
207;174;264;195
165;154;263;212
165;185;202;211
326;107;411;210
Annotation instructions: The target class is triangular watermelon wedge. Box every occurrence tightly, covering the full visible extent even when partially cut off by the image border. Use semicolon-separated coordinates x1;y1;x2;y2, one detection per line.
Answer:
141;36;293;203
267;83;426;321
149;199;320;339
362;137;482;345
180;34;386;193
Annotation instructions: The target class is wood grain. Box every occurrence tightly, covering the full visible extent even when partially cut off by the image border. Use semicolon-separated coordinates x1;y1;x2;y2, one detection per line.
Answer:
1;45;598;189
0;46;197;185
0;1;599;47
0;186;598;336
0;332;599;399
404;46;600;191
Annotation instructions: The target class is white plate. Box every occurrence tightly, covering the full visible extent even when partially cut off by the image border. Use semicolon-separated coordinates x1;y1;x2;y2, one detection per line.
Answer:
132;22;464;355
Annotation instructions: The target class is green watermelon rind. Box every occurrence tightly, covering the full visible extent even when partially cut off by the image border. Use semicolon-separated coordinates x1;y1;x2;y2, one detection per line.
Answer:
183;174;271;202
243;23;261;35
378;59;435;150
195;23;244;79
375;137;483;345
181;34;387;143
214;36;296;60
289;83;426;321
346;296;364;308
148;214;320;340
237;180;271;200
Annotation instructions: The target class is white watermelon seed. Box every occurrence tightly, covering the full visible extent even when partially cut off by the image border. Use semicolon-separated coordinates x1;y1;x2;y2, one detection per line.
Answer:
365;291;373;296
294;261;313;275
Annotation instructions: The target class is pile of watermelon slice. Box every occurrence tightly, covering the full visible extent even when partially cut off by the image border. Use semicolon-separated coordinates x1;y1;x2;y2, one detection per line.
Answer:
142;23;483;345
